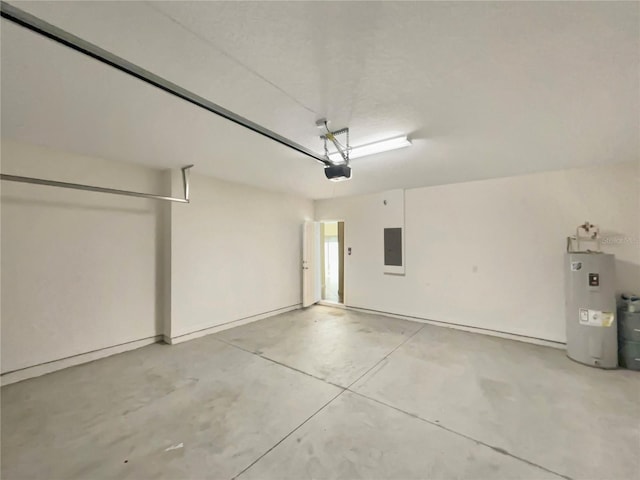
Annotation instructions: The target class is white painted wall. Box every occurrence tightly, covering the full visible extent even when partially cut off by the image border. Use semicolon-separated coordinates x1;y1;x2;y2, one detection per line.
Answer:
1;140;314;377
3;137;634;371
315;162;640;343
1;140;164;374
168;172;313;340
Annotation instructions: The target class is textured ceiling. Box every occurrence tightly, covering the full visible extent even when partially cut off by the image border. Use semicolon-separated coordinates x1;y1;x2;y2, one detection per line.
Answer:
2;1;638;199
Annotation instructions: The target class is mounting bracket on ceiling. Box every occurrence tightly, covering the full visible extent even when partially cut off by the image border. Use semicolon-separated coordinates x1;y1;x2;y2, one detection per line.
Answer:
0;165;195;203
317;119;352;181
317;119;350;165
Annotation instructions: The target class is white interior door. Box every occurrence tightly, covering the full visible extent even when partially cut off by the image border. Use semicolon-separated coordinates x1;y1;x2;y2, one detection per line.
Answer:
302;221;321;307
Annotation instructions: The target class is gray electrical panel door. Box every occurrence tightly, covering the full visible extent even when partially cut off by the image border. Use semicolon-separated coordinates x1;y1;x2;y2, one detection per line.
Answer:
384;228;403;266
564;253;617;368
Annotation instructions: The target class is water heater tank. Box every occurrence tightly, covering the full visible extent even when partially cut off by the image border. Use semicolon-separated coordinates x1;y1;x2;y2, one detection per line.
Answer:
564;252;617;368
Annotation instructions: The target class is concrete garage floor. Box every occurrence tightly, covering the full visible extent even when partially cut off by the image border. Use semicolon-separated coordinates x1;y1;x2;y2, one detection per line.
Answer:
2;306;639;480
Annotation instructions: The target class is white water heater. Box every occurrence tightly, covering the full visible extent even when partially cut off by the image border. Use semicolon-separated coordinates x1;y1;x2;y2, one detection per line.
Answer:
564;252;617;368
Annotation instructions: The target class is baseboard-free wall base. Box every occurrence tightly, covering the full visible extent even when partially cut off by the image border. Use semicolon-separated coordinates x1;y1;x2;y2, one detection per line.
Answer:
165;304;301;345
2;305;302;386
1;336;163;386
345;305;566;350
2;303;557;385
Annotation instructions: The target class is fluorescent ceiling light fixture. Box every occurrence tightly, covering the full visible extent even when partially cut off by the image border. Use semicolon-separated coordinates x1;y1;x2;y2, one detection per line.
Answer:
328;135;411;163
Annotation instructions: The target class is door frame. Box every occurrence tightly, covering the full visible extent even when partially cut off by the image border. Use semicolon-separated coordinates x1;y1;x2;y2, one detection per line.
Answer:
317;219;347;306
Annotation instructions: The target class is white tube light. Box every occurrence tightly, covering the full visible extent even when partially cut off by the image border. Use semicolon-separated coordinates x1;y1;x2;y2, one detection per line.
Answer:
328;135;411;163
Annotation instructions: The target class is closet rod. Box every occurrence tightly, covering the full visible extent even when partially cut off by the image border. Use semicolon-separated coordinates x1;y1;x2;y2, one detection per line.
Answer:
0;165;194;203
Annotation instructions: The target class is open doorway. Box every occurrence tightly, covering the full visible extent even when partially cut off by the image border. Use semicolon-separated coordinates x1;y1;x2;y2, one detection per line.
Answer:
320;221;345;304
